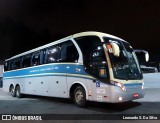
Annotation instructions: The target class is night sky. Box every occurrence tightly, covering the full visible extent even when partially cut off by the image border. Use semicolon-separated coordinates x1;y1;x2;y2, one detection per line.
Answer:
0;0;160;63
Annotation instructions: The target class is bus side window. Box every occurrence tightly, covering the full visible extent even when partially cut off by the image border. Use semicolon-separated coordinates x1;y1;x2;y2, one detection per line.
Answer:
4;62;9;71
22;54;31;68
60;41;79;63
66;42;79;62
32;51;40;66
9;60;14;70
46;45;60;63
14;58;21;69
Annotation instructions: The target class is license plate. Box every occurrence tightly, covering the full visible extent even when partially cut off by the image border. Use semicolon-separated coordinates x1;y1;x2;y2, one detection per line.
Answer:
133;93;139;98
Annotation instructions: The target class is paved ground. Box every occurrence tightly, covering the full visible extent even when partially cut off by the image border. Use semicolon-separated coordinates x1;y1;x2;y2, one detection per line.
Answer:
0;73;160;121
143;73;160;88
0;88;159;122
0;87;160;115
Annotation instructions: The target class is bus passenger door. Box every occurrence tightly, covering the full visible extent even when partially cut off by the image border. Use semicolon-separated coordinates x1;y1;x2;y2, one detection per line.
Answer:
88;48;110;102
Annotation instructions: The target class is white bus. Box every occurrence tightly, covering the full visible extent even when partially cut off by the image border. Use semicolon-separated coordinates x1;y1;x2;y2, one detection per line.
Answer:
3;31;147;107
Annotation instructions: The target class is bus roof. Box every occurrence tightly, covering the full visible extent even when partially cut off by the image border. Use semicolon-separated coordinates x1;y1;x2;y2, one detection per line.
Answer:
5;31;125;61
72;31;124;41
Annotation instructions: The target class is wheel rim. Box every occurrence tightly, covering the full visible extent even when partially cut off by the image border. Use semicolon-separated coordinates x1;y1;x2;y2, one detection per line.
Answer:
75;90;83;103
11;88;14;95
16;89;20;97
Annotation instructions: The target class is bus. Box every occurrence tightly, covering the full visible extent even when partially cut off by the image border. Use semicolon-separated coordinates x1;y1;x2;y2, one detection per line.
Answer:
3;31;148;107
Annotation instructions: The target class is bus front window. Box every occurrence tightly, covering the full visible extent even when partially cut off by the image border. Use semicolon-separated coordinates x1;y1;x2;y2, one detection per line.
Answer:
103;37;142;80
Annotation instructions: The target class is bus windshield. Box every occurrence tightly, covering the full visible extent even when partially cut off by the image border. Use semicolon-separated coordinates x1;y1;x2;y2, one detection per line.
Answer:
103;37;142;80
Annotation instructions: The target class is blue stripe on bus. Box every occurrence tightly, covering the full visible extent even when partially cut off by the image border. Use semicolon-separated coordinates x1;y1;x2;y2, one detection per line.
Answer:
124;83;142;86
3;64;87;77
3;73;94;80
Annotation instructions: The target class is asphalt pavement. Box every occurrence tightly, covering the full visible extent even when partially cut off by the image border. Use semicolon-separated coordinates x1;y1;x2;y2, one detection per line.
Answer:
0;73;160;121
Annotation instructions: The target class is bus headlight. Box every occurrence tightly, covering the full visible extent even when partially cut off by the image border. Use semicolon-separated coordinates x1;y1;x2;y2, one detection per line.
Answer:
111;81;126;91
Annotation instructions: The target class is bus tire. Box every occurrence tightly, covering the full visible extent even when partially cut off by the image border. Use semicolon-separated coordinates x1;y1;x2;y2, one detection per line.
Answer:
10;86;16;97
15;86;22;98
73;86;86;107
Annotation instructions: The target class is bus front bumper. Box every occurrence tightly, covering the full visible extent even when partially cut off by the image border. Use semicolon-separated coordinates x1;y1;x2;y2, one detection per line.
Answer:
110;86;145;103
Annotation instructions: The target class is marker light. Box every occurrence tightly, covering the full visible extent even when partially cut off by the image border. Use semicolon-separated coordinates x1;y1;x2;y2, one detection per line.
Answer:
111;81;126;91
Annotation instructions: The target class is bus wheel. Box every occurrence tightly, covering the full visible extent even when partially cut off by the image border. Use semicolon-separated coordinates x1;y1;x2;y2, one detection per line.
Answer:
73;86;86;107
11;86;16;97
15;86;22;98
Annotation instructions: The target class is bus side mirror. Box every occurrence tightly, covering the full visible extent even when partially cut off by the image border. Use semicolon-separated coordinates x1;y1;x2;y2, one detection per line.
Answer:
134;49;149;62
145;53;149;62
110;43;120;57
